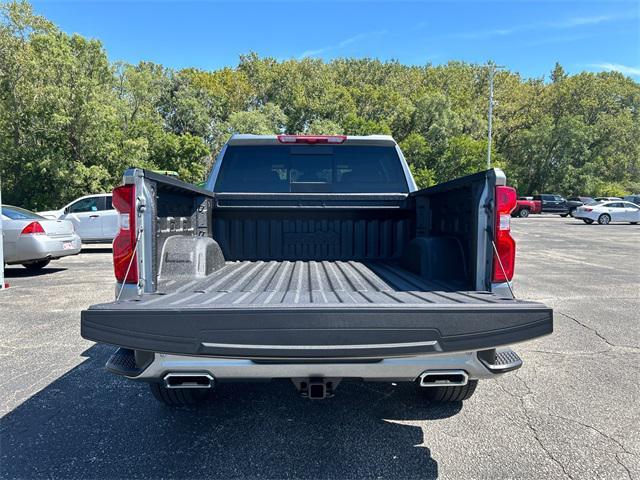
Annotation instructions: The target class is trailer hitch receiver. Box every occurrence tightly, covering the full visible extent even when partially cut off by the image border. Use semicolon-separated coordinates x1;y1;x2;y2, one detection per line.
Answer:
292;377;341;400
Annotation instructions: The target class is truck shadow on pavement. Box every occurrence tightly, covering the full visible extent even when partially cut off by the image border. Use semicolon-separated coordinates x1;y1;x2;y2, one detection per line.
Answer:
0;344;462;479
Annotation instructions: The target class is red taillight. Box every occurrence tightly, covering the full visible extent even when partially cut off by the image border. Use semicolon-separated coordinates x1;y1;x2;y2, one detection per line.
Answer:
112;184;138;284
492;186;517;283
20;221;45;235
277;135;347;144
584;207;593;212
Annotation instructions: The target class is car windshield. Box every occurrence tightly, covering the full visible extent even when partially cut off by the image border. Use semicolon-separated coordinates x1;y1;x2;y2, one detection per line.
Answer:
1;205;45;220
215;145;409;193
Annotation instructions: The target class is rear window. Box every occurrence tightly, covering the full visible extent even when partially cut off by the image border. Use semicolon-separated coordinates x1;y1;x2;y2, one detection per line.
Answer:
1;205;44;220
214;145;409;193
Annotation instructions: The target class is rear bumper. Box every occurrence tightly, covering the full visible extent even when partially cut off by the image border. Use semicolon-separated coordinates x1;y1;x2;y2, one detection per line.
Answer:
81;304;553;359
573;211;597;220
6;235;81;264
131;349;519;382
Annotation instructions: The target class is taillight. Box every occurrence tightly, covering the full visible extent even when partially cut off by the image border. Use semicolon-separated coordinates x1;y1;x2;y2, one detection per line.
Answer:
20;221;45;235
277;135;347;144
492;186;517;283
584;207;593;212
112;184;138;284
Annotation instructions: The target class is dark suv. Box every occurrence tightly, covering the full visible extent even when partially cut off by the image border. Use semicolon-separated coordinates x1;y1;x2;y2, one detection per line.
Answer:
533;194;585;217
623;195;640;206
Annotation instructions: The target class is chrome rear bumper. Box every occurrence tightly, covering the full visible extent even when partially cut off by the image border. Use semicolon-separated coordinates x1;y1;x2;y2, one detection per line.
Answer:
131;350;518;382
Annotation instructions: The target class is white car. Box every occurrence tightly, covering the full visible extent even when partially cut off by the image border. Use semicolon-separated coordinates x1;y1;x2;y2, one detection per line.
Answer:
574;201;640;225
38;193;118;243
594;196;623;203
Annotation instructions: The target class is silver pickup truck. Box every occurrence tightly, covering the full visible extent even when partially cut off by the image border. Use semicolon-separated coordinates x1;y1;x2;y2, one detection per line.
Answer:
81;134;553;406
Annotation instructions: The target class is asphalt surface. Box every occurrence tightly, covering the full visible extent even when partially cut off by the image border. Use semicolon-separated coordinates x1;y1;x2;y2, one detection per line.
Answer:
1;216;638;479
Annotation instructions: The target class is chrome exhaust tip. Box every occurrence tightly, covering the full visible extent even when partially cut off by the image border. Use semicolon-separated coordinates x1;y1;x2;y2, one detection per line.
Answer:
163;373;214;389
419;370;468;387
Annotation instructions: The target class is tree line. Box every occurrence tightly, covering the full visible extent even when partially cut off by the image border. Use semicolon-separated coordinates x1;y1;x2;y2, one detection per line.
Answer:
1;1;639;210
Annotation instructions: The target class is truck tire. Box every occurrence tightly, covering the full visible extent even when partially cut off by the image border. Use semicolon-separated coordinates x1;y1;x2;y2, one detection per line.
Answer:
149;383;211;406
597;214;611;225
518;209;530;218
22;259;51;271
421;380;478;402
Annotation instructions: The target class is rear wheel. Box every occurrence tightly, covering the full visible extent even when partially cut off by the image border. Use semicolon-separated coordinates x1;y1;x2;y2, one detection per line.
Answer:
631;222;638;225
518;209;530;218
22;259;50;271
598;214;611;225
420;380;478;402
560;213;569;217
583;219;594;224
148;383;211;406
569;209;576;217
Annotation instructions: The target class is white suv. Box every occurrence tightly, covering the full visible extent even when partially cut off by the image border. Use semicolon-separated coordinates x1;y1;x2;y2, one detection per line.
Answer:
38;193;118;243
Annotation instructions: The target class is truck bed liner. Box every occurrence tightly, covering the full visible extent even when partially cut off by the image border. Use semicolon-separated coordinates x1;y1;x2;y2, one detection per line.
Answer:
82;260;553;359
148;260;502;308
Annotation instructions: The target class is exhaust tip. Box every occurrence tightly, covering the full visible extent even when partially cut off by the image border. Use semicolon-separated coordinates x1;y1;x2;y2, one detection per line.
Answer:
419;370;468;387
163;373;214;389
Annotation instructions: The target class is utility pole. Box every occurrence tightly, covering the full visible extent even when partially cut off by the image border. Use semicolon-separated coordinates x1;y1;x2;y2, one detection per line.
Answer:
486;61;504;170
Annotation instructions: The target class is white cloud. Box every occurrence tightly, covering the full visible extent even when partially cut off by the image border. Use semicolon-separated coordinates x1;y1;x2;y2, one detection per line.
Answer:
589;63;640;76
548;14;617;28
450;10;637;40
298;30;388;59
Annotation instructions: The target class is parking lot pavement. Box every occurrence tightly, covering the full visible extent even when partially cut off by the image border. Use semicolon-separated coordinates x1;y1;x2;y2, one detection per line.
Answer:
1;218;638;480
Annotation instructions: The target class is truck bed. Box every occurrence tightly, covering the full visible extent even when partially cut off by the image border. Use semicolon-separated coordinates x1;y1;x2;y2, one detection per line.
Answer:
151;260;501;307
82;260;553;359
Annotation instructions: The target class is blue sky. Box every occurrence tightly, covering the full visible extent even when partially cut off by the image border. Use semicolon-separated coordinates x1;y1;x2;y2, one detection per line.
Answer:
32;1;640;79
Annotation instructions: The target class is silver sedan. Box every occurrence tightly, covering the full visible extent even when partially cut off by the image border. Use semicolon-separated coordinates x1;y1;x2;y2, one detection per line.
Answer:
1;205;82;271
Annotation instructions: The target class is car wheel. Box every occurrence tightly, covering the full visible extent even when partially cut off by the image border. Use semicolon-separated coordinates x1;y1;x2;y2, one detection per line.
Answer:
518;209;530;218
148;383;211;406
569;209;576;217
583;219;594;224
420;380;478;402
560;213;568;217
597;214;611;225
22;259;51;271
631;222;638;225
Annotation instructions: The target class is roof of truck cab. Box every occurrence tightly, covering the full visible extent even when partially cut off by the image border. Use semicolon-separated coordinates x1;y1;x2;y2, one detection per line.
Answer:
226;134;397;146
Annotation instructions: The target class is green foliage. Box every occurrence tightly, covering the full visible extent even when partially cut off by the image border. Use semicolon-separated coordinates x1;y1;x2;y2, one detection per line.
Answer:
1;1;639;210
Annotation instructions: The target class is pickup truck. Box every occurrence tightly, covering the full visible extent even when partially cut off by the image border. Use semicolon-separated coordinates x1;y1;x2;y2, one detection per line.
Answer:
532;194;584;217
81;135;553;406
512;197;542;218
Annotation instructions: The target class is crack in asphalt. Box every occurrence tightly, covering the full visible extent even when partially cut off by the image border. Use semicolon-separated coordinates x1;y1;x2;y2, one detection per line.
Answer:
558;312;640;352
496;379;573;479
497;372;637;480
545;413;635;480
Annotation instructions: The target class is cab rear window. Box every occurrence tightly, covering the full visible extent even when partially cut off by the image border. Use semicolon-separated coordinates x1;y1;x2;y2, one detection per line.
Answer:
214;145;409;193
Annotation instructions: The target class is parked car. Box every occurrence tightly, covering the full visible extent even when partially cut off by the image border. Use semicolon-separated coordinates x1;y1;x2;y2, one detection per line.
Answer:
81;134;553;407
623;195;640;205
1;205;81;270
38;193;118;243
594;197;622;203
564;196;597;217
512;197;541;217
573;201;640;225
567;196;596;205
532;194;585;217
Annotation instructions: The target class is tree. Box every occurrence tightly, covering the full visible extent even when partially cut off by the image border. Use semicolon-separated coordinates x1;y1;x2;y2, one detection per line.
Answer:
2;1;639;210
